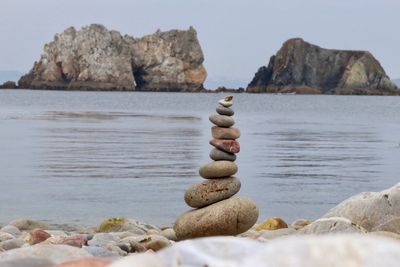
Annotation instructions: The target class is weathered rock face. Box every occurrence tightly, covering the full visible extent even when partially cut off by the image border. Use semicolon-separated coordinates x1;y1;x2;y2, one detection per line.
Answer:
19;25;134;91
128;28;206;91
19;24;206;91
323;183;400;232
247;38;399;95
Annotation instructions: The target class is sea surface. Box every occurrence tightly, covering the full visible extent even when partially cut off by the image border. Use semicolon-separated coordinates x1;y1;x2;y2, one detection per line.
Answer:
0;90;399;226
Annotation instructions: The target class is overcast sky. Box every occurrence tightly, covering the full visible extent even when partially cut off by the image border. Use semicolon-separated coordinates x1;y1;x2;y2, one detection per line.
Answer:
1;0;399;87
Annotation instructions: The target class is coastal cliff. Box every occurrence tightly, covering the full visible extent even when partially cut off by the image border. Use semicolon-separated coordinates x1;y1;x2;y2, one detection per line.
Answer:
128;28;206;91
19;24;207;91
247;38;398;95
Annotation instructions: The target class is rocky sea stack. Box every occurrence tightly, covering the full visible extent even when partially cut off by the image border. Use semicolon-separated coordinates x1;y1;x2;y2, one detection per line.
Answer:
0;81;17;89
19;24;207;91
247;38;399;95
174;96;259;240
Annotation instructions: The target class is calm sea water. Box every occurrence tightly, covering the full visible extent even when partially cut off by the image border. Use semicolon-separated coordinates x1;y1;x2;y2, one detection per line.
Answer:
0;90;399;226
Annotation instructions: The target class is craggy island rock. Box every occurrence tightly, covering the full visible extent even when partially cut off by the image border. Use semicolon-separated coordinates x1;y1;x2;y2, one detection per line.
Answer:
19;24;207;91
247;38;399;95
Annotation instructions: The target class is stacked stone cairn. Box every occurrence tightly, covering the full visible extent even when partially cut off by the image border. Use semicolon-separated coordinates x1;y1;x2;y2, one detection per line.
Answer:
174;96;259;240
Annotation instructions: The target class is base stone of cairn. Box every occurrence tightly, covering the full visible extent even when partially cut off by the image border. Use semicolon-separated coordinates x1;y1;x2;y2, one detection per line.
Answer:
174;96;259;240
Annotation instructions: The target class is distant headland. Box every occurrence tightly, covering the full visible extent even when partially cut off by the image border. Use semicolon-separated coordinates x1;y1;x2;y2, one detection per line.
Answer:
0;24;398;95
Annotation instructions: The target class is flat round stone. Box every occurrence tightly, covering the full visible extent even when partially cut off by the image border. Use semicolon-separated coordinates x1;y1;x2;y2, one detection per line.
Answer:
174;196;259;240
210;139;240;154
209;115;234;128
184;177;241;208
209;148;236;161
216;105;234;116
199;161;238;179
218;99;233;108
211;126;241;140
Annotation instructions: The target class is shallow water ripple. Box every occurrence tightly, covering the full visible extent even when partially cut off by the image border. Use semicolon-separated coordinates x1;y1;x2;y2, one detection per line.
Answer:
0;90;399;225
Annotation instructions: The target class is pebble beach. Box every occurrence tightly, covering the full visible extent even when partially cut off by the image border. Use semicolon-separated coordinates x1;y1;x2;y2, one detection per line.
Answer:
2;182;400;266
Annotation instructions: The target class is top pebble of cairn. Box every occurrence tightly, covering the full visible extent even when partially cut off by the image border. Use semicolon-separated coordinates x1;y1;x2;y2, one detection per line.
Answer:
210;96;235;127
219;96;233;107
217;96;234;117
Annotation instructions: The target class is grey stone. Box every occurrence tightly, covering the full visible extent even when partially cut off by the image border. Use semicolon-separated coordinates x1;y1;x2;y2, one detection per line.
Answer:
238;229;259;238
88;233;119;247
108;254;166;267
119;234;170;252
157;236;263;266
184;177;241;208
117;240;147;253
291;218;311;230
45;230;68;237
118;236;147;253
0;258;54;267
209;148;236;161
140;235;171;251
245;235;400;267
369;231;400;240
9;219;50;231
174;196;259;239
374;217;400;234
216;105;234;116
298;217;366;234
113;231;140;239
199;161;238;179
104;244;127;256
0;245;92;264
98;217;159;234
0;232;15;242
0;225;21;237
83;246;122;258
209;114;235;128
257;228;297;240
160;228;177;241
0;238;25;250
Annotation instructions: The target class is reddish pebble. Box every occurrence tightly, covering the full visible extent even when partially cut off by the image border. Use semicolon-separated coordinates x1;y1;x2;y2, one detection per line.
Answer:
30;229;51;244
131;242;148;253
43;235;88;248
55;258;112;267
210;139;240;153
61;235;88;247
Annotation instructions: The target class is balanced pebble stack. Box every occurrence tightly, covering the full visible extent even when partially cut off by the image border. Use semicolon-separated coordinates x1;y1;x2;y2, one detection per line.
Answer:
174;96;259;240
